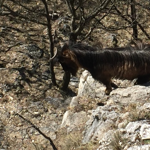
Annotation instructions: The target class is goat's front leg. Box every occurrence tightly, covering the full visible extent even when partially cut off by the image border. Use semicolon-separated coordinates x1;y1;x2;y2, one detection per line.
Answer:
100;78;112;95
105;84;112;95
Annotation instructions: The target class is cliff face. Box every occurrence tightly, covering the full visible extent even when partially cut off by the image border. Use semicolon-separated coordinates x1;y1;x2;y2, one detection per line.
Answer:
61;70;150;150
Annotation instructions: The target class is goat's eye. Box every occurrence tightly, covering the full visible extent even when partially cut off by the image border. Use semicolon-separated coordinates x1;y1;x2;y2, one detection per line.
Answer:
63;53;69;57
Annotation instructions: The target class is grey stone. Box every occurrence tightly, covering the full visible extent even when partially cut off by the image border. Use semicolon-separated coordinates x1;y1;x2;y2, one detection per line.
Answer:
127;145;150;150
140;124;150;140
61;110;87;132
125;122;142;133
61;70;150;149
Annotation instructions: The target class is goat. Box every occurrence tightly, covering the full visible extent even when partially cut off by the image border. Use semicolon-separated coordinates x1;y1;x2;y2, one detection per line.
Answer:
53;43;150;95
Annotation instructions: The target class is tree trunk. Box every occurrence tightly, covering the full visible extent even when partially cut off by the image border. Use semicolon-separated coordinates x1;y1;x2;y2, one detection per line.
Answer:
69;32;77;45
42;0;57;86
131;0;138;39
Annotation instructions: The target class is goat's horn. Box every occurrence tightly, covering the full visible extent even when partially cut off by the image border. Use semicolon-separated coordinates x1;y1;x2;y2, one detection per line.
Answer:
50;48;58;61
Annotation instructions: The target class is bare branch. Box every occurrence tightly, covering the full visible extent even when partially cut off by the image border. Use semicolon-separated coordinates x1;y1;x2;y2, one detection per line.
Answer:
75;0;112;35
80;27;94;41
114;4;150;39
93;3;115;28
85;0;111;23
2;4;47;26
134;1;150;10
41;0;57;86
65;0;76;17
65;0;77;32
16;113;58;150
137;23;150;39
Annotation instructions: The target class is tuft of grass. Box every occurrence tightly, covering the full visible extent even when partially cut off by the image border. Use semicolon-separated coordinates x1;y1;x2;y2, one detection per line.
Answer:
121;103;150;122
56;128;99;150
129;109;150;122
110;131;127;150
142;139;150;145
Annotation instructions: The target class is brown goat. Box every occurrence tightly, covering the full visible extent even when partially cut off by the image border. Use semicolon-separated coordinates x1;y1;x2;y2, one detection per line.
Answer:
56;43;150;95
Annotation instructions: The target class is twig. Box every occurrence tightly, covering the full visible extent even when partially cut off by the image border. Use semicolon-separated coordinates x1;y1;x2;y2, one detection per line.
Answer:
6;42;22;52
114;5;150;39
16;113;58;150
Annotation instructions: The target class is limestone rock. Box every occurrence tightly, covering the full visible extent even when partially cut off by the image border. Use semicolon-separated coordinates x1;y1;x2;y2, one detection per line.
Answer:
61;110;87;132
61;70;150;149
82;106;119;144
127;145;150;150
140;124;150;140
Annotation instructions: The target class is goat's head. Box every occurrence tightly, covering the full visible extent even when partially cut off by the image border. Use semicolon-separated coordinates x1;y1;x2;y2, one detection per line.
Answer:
50;43;80;76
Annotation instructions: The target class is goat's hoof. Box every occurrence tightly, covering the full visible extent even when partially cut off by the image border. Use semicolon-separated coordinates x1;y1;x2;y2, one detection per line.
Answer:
105;89;111;95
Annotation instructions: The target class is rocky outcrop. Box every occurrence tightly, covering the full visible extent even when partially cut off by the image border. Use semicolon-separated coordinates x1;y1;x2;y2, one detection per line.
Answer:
61;70;150;149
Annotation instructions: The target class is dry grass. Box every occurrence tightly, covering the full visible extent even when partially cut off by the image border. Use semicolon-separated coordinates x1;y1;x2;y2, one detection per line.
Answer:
110;131;127;150
142;139;150;145
120;103;150;122
56;128;99;150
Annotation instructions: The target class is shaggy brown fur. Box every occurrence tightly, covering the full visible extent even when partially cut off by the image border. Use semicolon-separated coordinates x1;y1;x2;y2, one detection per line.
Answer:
58;43;150;95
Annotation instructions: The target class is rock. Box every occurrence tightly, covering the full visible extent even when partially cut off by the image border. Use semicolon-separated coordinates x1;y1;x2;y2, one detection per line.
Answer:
110;86;150;104
60;70;150;149
70;96;79;108
127;145;150;150
140;124;150;140
61;110;87;132
40;127;57;140
82;106;119;144
78;70;95;97
45;97;63;109
98;130;114;150
70;76;79;88
118;119;128;129
140;103;150;110
24;44;43;58
125;122;142;133
77;70;150;148
125;121;150;143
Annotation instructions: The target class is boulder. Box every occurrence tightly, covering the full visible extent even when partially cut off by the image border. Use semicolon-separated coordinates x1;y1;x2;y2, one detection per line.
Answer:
61;70;150;149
